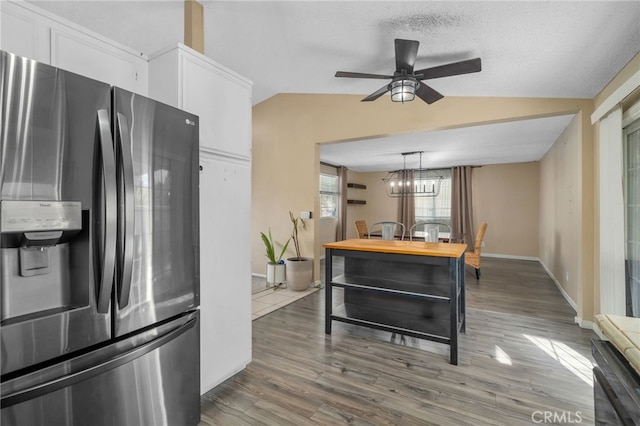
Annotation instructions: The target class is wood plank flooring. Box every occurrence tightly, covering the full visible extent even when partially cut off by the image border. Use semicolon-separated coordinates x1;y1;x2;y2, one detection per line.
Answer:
200;257;597;425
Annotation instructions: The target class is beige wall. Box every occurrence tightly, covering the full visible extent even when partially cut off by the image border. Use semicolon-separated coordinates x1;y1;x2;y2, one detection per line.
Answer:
251;95;593;285
540;115;583;309
343;164;541;259
538;109;595;324
472;162;540;258
252;98;318;276
344;170;397;240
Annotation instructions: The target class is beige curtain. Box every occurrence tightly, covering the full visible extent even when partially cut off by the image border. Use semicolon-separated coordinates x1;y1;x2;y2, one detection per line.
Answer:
398;170;415;233
337;166;348;240
451;166;474;250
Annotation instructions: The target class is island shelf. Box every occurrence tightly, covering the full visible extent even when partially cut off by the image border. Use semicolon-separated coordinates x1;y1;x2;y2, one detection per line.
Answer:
324;239;466;365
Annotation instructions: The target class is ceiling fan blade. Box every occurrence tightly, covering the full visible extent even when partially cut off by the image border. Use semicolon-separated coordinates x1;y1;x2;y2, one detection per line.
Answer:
361;85;390;102
415;83;444;104
395;39;419;74
335;71;393;79
415;57;481;80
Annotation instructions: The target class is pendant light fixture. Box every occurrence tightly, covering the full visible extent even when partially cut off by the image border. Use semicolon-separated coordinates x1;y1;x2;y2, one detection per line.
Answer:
382;151;444;197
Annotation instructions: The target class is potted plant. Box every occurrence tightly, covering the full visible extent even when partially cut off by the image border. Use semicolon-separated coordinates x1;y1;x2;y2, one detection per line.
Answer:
285;211;313;291
260;228;290;288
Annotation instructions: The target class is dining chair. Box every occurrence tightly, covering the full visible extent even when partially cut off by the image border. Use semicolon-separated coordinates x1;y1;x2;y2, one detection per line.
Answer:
409;222;452;242
465;222;488;279
354;220;368;239
368;221;405;240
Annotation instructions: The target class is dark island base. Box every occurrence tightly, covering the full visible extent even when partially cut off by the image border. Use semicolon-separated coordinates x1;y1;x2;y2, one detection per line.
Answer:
325;246;465;365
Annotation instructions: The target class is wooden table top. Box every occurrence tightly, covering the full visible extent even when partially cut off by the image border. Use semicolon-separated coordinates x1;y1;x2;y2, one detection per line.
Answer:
323;239;467;258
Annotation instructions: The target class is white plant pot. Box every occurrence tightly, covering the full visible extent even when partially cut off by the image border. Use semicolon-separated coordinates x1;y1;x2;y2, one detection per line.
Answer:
285;257;312;291
266;262;286;285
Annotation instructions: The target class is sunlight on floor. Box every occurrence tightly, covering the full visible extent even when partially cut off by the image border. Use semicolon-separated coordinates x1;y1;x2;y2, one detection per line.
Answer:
251;285;319;320
523;334;594;386
495;345;513;365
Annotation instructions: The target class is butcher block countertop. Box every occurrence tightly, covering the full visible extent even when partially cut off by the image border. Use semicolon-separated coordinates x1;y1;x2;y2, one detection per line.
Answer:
324;239;466;259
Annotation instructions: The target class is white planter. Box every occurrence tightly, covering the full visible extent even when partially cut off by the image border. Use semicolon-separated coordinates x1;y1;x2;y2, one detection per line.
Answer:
266;262;286;285
285;257;313;291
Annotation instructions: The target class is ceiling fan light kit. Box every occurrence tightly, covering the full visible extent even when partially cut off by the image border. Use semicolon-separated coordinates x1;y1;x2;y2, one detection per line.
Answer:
390;77;417;103
335;38;481;104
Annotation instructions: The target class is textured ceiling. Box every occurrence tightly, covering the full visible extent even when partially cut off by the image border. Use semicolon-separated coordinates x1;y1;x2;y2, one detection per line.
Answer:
202;1;639;104
29;1;640;171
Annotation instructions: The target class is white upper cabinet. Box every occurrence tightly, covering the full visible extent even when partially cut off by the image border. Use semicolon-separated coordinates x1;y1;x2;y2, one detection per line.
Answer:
1;1;49;62
50;27;147;95
149;44;253;159
0;1;148;95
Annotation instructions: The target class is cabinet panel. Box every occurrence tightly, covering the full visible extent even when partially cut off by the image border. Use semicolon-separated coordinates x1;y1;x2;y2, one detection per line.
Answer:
1;1;148;95
0;2;49;61
182;55;252;157
149;44;252;159
50;28;147;94
199;154;251;394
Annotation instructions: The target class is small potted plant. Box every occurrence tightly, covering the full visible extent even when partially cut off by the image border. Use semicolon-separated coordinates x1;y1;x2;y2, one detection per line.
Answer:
260;228;290;288
285;211;313;291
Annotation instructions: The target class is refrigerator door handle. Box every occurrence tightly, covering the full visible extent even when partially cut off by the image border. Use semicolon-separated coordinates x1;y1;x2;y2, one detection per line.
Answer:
95;109;117;313
1;316;197;409
115;113;135;309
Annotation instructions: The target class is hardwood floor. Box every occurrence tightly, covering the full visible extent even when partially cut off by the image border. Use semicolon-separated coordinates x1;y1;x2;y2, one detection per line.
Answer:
200;257;597;425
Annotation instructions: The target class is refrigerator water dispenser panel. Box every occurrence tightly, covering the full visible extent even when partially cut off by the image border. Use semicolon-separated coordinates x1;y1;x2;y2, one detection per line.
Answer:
0;201;82;248
1;201;82;233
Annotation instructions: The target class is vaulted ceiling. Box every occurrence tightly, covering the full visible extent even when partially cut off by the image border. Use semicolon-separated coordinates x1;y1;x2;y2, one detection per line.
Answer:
30;1;640;171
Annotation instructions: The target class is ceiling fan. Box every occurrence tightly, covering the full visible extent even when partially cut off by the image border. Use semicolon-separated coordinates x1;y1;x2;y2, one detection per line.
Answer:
335;38;481;104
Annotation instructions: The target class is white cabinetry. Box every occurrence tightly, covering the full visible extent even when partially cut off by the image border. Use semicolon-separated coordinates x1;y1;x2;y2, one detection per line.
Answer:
198;155;251;394
49;27;147;94
0;1;49;61
149;43;252;159
149;44;253;395
0;1;148;95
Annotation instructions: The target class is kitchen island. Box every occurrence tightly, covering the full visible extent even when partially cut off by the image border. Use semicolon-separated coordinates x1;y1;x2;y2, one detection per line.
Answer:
324;239;466;365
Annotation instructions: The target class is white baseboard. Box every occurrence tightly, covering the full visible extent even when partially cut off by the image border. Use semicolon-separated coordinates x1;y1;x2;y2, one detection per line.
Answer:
537;260;587;328
200;359;250;396
252;272;267;279
482;253;540;262
592;322;606;340
480;254;593;329
539;260;577;311
575;316;595;330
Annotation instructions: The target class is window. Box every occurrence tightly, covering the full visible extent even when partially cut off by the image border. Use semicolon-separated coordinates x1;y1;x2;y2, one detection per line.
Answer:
625;118;640;317
414;169;452;227
320;173;339;218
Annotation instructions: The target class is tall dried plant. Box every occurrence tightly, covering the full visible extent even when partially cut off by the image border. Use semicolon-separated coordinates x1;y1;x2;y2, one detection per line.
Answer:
289;211;305;261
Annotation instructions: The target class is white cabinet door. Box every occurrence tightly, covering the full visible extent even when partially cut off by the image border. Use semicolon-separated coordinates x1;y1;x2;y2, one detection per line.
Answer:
149;44;252;159
1;1;148;94
199;154;251;394
50;27;147;94
0;1;49;61
181;52;252;158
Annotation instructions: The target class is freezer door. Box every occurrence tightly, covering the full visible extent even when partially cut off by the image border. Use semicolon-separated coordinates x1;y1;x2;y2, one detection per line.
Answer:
1;310;200;426
0;51;113;375
112;88;199;336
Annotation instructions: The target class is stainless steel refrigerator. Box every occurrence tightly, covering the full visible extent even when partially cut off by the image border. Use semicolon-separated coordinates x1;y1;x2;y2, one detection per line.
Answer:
0;50;200;425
